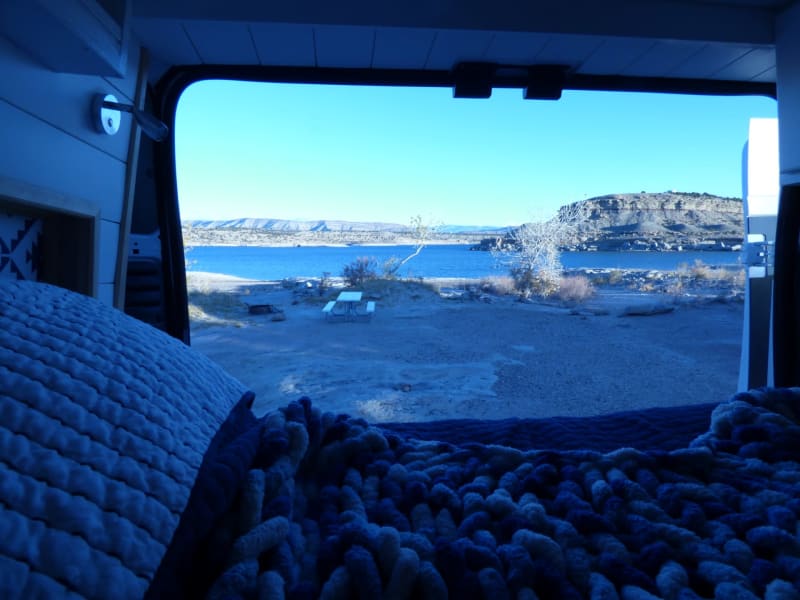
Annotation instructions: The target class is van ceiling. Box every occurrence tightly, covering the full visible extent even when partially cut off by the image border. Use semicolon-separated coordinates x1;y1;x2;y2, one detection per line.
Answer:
131;0;795;85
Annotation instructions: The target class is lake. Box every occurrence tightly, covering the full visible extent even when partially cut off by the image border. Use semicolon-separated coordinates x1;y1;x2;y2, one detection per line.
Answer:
185;244;743;281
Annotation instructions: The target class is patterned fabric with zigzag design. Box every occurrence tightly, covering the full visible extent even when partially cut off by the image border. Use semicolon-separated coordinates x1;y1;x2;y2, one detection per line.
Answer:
0;213;42;281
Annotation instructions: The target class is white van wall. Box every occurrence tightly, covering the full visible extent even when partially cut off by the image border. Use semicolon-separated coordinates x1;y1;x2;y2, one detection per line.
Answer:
0;33;140;304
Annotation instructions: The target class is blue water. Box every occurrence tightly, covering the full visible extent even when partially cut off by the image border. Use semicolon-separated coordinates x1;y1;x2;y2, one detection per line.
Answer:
185;244;742;281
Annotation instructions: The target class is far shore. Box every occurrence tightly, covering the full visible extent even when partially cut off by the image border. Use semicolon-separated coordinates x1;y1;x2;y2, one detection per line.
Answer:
186;266;745;422
182;229;488;248
184;239;475;248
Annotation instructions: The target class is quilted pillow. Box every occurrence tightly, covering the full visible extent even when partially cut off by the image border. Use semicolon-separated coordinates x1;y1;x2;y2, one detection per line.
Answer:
0;280;248;599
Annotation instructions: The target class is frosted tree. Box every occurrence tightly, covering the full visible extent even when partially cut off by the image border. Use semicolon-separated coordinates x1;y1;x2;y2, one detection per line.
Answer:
498;203;581;297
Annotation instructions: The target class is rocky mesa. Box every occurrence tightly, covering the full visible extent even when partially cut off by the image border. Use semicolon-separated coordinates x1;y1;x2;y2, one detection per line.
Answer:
473;192;744;252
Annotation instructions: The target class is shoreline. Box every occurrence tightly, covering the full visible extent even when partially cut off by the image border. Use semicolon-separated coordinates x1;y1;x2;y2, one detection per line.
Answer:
184;245;744;288
183;237;744;252
187;264;745;296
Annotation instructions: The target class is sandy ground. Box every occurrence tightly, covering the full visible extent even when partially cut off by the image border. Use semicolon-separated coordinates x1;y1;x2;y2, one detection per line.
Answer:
187;272;744;422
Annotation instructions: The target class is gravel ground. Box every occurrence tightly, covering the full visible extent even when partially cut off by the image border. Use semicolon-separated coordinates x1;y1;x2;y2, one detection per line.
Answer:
187;273;744;422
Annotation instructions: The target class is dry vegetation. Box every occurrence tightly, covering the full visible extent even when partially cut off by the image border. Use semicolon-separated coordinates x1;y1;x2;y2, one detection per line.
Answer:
185;272;260;326
341;277;441;305
655;261;745;299
187;258;743;331
556;275;595;303
678;260;745;286
188;289;246;327
478;276;516;296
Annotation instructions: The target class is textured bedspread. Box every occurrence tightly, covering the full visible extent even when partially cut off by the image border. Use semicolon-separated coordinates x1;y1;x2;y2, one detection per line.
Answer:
200;389;800;599
0;281;247;599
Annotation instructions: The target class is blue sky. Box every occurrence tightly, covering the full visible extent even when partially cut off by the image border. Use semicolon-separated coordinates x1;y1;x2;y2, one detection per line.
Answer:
176;80;777;226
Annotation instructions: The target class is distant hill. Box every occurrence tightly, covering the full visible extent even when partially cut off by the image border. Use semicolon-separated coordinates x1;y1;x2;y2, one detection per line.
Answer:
182;218;507;247
472;192;744;252
185;218;508;235
185;218;408;233
182;218;509;246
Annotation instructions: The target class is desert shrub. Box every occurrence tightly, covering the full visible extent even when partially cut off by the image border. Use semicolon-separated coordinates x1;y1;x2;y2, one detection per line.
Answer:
730;268;746;288
382;257;400;279
511;265;559;298
608;269;624;285
480;275;516;296
674;261;745;289
690;259;712;280
319;271;331;296
342;256;378;287
557;275;595;303
701;265;746;287
665;279;685;298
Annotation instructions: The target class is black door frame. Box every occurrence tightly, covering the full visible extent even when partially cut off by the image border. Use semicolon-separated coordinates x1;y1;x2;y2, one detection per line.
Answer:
147;64;777;345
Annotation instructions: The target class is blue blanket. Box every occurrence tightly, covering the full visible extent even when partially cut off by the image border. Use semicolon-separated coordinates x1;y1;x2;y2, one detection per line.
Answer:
178;388;800;599
379;403;718;454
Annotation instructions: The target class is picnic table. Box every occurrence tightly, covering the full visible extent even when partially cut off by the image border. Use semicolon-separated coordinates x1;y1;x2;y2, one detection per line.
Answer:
322;291;375;321
336;291;362;316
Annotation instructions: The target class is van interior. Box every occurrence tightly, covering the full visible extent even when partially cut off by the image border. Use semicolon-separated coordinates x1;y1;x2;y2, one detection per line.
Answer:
2;2;800;598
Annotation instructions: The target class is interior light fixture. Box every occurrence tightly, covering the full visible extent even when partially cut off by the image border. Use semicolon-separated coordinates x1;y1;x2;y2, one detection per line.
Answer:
453;62;494;99
524;65;569;100
92;93;169;142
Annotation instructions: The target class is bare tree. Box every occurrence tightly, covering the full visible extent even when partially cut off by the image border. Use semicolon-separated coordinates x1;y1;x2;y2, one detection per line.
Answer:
382;215;436;278
496;203;581;297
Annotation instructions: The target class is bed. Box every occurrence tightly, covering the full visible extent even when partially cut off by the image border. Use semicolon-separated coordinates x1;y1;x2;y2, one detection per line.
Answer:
1;280;799;599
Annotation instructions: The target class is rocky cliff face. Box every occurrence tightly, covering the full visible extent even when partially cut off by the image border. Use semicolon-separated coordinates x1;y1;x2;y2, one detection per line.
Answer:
473;192;744;252
567;192;742;248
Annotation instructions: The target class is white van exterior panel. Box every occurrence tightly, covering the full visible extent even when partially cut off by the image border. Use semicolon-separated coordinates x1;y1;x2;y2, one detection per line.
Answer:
745;118;780;216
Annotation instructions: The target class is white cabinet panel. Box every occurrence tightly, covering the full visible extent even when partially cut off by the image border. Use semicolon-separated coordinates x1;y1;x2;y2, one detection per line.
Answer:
0;100;126;223
0;35;134;162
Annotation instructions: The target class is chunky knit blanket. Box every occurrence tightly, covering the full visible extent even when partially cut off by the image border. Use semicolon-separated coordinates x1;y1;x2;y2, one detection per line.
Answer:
197;390;800;600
